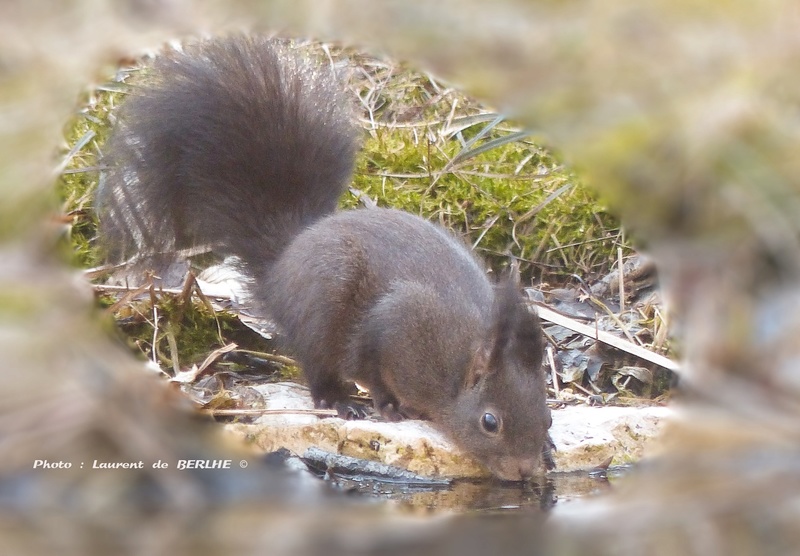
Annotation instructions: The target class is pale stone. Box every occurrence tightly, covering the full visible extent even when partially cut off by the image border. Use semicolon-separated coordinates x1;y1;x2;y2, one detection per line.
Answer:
549;405;673;470
337;419;487;478
225;383;672;478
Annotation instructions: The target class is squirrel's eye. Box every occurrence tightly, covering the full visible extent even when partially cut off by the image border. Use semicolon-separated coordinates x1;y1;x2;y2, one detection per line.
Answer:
480;412;500;434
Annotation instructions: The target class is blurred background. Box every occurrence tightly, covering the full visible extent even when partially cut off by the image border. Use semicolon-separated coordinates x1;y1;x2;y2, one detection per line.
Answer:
3;1;800;554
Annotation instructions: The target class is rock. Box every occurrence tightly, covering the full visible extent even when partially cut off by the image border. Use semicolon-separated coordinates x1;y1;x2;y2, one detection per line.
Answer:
549;405;672;470
225;383;672;477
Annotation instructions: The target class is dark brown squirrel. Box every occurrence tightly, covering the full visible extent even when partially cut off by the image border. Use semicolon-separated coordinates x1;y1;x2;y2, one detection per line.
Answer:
97;35;555;481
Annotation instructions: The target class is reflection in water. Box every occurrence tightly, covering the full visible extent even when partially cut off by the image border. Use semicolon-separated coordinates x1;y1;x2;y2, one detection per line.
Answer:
325;466;630;513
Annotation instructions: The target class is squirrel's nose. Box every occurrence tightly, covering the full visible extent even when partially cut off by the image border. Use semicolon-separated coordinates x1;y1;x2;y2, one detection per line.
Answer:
495;456;545;481
517;458;539;480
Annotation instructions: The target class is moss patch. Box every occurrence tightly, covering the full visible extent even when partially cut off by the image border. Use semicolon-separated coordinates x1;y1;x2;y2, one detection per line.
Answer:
341;50;628;284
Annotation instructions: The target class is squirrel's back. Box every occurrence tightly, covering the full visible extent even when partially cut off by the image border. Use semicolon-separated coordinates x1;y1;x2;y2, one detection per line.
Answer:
97;35;360;269
262;205;495;403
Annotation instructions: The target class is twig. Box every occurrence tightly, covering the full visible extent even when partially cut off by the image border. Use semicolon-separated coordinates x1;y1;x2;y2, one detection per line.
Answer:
617;246;626;314
235;349;297;367
203;408;337;417
546;345;560;396
105;281;154;313
94;283;188;296
151;304;159;365
194;343;239;380
533;303;680;372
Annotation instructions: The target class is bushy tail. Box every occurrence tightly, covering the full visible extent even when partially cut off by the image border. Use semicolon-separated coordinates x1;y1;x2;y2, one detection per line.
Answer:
97;35;359;272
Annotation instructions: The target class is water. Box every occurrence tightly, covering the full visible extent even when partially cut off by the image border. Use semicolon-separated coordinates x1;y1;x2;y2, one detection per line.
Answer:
323;466;631;514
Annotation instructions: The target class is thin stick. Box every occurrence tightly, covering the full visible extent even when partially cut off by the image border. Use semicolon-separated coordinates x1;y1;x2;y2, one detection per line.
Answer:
202;408;337;417
533;303;680;372
235;349;297;367
195;343;239;379
546;345;560;397
151;304;159;365
95;283;187;296
617;246;626;314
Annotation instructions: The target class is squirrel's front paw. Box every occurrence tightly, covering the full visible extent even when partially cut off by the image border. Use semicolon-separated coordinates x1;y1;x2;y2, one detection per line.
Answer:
378;402;406;422
333;401;370;420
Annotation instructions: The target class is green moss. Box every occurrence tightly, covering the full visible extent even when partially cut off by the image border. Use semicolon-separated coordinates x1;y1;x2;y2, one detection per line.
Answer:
342;59;628;284
112;294;223;367
58;78;134;268
277;363;304;381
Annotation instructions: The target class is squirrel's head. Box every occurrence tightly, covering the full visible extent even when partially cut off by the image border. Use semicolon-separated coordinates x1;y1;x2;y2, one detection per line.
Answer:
446;277;554;481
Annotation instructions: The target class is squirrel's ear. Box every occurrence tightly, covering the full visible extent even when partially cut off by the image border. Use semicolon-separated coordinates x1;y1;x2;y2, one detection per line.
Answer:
465;345;491;389
487;271;523;362
466;266;543;387
487;268;544;375
462;274;520;390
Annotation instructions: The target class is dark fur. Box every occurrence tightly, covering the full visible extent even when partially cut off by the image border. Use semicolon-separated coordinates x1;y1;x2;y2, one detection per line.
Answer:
98;35;553;480
98;35;358;266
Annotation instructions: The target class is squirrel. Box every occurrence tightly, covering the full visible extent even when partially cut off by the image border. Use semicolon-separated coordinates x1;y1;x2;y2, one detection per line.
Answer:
97;35;555;481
